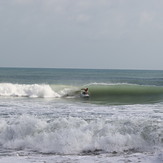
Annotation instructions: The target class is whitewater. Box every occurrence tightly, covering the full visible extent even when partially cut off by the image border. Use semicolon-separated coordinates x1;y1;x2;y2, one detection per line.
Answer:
0;68;162;163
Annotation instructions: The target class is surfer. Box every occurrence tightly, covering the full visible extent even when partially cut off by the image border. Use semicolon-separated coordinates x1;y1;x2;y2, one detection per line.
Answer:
81;88;89;95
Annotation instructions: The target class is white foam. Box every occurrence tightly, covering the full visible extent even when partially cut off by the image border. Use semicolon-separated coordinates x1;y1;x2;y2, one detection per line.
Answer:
0;153;162;163
85;82;135;86
0;115;162;155
0;83;60;98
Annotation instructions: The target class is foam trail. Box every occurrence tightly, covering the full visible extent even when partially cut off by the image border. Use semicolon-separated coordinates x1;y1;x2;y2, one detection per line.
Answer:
0;83;60;98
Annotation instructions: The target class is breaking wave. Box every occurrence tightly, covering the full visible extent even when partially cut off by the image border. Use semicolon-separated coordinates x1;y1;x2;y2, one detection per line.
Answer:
1;82;163;104
0;83;79;99
0;115;162;155
0;83;60;98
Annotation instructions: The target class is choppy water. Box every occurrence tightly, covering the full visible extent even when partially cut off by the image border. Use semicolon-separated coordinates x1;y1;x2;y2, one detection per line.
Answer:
0;68;162;163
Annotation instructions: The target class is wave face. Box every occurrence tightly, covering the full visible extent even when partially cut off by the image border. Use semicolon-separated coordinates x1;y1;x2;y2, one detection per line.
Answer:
87;83;163;104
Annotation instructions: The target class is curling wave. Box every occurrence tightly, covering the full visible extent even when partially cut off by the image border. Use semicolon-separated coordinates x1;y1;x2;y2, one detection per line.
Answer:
1;82;163;104
86;83;163;104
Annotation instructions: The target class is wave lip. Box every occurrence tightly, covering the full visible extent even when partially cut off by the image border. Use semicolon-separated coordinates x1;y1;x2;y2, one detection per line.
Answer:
0;83;60;98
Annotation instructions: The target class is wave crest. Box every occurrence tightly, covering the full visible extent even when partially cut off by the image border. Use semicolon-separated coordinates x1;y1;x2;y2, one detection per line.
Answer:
0;83;60;98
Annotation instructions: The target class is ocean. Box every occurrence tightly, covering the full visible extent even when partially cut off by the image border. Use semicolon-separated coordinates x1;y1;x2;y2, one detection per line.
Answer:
0;68;162;163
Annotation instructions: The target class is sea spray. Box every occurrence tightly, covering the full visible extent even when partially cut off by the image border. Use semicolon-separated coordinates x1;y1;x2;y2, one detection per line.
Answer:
0;115;162;154
0;83;60;98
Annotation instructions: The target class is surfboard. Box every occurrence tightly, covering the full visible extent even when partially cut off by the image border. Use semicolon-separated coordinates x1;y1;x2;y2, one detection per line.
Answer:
80;92;89;98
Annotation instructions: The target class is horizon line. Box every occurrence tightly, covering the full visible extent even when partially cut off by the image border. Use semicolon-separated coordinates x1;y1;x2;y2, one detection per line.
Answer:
0;66;162;71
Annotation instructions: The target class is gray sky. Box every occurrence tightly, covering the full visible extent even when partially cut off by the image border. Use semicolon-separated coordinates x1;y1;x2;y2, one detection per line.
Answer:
0;0;163;70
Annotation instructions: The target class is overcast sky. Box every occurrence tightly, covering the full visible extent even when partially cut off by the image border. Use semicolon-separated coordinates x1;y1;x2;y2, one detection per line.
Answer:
0;0;163;70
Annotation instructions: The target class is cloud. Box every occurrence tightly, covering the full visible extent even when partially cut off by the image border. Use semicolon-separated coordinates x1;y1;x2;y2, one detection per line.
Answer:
14;0;34;5
140;11;154;24
1;0;162;38
70;14;91;23
1;0;163;69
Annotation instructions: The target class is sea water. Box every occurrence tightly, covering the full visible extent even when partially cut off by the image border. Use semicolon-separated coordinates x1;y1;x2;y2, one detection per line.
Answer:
0;68;162;163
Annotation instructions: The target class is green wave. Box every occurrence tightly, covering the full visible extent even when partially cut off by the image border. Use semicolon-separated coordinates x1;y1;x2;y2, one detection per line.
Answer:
85;83;163;104
50;83;163;104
